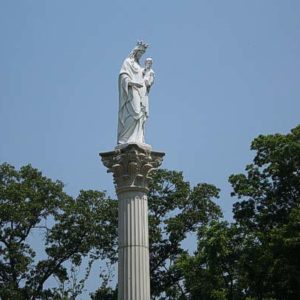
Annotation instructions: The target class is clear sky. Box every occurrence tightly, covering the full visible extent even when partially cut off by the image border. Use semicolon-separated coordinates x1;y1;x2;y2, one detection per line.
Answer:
1;0;299;296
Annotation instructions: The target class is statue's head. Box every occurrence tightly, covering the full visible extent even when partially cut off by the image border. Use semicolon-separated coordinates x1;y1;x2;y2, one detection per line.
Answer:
129;41;149;61
145;57;153;69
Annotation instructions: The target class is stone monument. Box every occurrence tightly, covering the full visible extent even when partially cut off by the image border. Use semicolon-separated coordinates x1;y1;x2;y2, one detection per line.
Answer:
100;41;164;300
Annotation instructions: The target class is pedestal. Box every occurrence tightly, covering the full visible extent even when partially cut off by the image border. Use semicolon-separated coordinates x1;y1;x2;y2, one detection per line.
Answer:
100;143;164;300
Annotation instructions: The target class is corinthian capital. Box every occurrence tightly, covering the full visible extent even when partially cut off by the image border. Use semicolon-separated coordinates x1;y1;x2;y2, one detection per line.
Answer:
100;144;164;194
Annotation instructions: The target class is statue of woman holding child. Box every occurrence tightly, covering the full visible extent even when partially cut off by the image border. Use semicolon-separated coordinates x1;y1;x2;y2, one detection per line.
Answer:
117;41;154;145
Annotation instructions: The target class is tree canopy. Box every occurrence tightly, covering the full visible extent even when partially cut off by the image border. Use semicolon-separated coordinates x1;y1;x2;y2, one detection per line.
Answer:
0;163;118;299
1;125;300;299
173;125;300;299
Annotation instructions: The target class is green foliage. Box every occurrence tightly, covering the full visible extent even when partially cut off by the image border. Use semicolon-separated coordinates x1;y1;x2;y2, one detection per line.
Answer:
228;125;300;299
90;285;117;300
148;169;222;298
230;125;300;231
92;169;222;299
173;125;300;300
2;125;300;299
175;221;243;300
0;163;118;299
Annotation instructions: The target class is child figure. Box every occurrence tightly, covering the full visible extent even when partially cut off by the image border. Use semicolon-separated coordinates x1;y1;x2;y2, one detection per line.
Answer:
143;57;155;93
140;58;154;133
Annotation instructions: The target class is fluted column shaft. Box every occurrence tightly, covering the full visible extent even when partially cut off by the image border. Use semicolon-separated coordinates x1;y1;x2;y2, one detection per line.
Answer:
100;144;164;300
118;190;150;299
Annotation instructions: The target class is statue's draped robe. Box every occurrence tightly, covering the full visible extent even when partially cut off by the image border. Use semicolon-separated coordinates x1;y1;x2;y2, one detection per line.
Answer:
118;57;148;144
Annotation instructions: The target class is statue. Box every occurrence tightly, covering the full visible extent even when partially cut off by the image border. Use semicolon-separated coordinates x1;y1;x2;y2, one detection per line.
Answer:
117;41;155;145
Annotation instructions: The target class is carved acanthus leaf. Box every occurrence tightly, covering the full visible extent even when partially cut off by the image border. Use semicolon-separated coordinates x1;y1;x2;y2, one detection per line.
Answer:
100;144;164;192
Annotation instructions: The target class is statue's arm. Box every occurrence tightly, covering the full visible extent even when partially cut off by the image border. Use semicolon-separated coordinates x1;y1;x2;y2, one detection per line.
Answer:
145;71;154;91
120;74;143;95
120;73;130;95
148;71;154;86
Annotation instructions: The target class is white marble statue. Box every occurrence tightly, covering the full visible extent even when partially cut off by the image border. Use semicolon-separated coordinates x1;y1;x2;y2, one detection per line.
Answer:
117;41;155;145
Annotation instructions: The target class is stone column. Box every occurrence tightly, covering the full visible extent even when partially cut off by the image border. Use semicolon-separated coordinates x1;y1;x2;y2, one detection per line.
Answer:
100;143;164;300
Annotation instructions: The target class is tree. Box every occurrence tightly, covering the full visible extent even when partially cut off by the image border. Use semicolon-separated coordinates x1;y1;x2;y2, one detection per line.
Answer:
148;170;222;299
0;163;118;299
6;125;298;299
173;125;300;300
175;221;244;300
229;125;300;299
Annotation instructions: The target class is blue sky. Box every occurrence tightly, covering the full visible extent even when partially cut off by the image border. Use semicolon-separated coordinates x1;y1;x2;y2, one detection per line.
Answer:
1;0;299;296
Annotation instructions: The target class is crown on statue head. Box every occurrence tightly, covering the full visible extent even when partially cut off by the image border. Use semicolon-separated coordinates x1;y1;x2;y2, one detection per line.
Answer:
136;41;149;51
